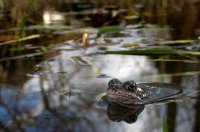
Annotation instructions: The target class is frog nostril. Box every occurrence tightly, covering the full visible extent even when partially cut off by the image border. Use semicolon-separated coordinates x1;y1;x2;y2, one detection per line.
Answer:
128;85;135;91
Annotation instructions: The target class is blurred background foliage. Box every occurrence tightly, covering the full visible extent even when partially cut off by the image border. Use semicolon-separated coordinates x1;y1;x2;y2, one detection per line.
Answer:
0;0;199;27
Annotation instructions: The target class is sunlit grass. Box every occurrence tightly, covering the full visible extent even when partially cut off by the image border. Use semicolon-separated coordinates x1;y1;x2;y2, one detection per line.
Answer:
158;40;194;45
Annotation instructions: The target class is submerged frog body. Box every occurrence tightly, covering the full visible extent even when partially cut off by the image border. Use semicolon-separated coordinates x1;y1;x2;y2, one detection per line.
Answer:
107;101;144;124
106;78;183;106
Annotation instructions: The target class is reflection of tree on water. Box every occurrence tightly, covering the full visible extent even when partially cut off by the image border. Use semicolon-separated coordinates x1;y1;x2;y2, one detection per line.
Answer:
193;62;200;132
155;58;200;132
0;56;124;132
0;79;123;132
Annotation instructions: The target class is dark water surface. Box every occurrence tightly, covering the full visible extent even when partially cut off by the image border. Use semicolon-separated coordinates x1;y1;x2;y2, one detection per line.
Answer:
0;25;200;132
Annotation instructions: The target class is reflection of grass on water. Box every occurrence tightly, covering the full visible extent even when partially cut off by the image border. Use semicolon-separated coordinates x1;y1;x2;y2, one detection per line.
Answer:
163;115;168;132
97;26;121;33
105;48;200;56
19;14;26;39
144;71;200;78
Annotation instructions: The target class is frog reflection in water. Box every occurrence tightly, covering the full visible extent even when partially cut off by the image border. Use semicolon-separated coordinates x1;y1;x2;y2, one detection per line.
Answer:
105;79;183;123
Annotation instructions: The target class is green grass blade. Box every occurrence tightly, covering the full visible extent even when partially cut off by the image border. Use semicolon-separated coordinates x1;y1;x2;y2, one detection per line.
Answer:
19;14;26;38
0;34;41;46
159;40;193;45
41;46;48;53
105;49;200;56
0;52;43;61
0;0;3;8
163;115;168;132
18;34;41;42
148;58;199;63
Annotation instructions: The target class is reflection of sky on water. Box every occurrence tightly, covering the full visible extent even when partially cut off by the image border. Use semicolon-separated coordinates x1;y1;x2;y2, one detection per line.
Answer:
0;50;160;131
0;26;198;131
43;11;66;25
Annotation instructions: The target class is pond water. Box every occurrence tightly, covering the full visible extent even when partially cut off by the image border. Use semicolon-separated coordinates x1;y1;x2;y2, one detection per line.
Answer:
0;23;200;132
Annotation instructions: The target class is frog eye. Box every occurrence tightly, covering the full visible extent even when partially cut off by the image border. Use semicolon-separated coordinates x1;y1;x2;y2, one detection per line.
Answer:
123;81;137;91
108;79;122;86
